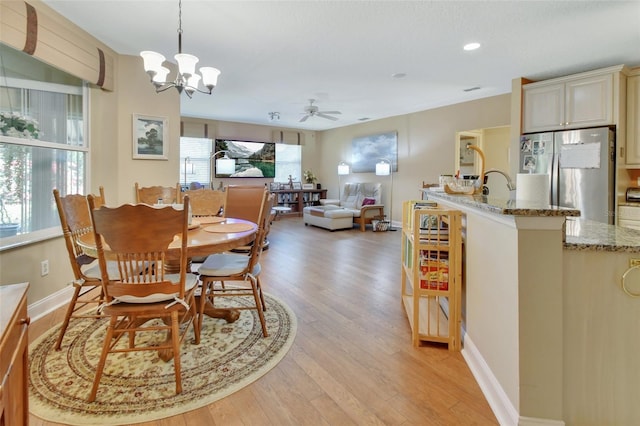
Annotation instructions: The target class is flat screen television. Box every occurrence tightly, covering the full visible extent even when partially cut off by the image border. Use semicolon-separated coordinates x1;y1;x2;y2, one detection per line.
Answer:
214;139;276;178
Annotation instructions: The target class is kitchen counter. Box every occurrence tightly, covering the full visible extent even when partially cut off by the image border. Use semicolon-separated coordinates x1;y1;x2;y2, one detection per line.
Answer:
565;217;640;252
421;188;640;425
421;189;580;217
423;189;640;253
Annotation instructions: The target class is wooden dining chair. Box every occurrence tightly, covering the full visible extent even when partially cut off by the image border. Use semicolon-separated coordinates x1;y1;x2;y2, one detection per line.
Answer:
52;188;115;350
180;188;225;217
222;185;269;223
197;192;274;337
223;185;270;252
86;196;199;402
134;182;180;204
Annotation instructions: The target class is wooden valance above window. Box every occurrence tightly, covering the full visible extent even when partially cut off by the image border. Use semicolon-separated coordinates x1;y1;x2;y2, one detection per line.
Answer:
0;0;115;91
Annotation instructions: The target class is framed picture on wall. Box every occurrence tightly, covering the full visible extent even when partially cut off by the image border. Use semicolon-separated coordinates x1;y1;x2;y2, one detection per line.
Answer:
132;114;168;160
351;131;398;173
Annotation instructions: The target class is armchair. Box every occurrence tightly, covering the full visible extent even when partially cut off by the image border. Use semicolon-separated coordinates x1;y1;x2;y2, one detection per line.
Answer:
320;182;384;231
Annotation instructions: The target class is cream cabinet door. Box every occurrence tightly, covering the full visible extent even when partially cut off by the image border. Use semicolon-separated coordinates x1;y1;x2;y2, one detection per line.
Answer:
565;73;613;129
523;72;614;134
523;83;564;133
626;74;640;165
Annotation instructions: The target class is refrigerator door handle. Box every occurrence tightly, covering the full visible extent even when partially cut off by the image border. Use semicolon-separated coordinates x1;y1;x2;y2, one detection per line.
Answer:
550;151;558;206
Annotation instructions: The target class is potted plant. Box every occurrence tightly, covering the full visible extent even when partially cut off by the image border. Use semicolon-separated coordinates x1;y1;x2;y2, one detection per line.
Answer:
0;112;39;139
303;170;316;189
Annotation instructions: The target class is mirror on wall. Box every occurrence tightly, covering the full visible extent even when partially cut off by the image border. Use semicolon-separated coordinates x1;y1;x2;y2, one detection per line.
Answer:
456;126;512;198
455;131;481;176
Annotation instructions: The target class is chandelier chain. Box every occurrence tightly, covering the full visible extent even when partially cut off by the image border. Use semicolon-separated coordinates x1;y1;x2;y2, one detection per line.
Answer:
177;0;183;52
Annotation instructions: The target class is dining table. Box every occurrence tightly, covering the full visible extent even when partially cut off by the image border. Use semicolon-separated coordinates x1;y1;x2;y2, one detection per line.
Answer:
77;216;258;324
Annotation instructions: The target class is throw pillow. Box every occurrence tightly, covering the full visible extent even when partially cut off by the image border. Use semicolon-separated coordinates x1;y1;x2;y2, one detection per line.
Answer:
362;198;376;206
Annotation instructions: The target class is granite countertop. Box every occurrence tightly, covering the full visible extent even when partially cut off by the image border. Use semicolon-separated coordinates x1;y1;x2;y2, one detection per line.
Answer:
564;218;640;253
423;189;640;253
422;190;580;217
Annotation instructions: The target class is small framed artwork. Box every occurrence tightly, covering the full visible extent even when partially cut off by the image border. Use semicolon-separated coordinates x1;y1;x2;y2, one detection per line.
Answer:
523;155;536;170
292;182;302;189
269;182;281;191
132;114;168;160
302;183;314;189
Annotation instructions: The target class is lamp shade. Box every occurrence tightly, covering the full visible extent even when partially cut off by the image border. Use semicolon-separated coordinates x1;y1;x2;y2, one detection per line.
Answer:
187;73;201;88
216;155;236;175
200;67;221;88
152;66;171;83
375;161;391;176
175;53;199;77
338;162;350;176
140;51;165;73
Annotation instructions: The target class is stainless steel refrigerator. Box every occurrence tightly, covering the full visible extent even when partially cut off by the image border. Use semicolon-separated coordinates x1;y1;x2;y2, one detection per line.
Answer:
519;126;615;224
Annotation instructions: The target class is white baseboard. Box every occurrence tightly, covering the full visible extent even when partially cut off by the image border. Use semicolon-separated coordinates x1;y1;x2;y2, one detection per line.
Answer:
518;417;565;426
461;334;520;426
28;285;74;322
461;334;565;426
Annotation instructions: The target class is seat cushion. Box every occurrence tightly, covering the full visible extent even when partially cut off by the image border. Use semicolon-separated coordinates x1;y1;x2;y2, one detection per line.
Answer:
198;253;261;277
82;260;121;280
112;273;199;304
304;206;354;219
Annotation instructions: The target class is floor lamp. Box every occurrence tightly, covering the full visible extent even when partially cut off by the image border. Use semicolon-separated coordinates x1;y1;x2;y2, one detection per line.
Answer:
209;150;236;189
375;158;394;229
337;161;350;200
182;156;194;188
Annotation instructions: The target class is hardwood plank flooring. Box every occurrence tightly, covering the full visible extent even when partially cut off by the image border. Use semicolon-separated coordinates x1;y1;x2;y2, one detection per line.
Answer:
28;217;497;425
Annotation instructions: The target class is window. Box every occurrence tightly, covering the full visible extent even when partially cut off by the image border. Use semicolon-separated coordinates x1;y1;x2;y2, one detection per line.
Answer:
180;137;212;188
275;144;301;183
0;44;87;249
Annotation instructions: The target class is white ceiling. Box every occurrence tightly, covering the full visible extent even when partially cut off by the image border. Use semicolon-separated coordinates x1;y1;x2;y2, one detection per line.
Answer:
42;0;640;131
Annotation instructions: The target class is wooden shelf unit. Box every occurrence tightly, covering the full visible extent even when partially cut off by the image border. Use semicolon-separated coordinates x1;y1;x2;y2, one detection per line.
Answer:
401;201;462;349
270;189;327;217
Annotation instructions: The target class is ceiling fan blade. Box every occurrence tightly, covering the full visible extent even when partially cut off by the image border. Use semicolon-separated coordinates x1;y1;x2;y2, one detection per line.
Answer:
299;115;309;122
316;113;338;121
319;111;341;115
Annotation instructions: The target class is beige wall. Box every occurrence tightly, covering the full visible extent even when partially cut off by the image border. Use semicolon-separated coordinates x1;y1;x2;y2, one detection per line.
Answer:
482;126;511;172
112;55;181;204
0;1;512;309
318;94;511;224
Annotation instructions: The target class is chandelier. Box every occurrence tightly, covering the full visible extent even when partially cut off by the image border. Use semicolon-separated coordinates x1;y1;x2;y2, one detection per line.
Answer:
140;0;220;98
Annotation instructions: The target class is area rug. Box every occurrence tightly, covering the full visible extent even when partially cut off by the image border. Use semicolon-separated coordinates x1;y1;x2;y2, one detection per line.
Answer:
29;292;296;425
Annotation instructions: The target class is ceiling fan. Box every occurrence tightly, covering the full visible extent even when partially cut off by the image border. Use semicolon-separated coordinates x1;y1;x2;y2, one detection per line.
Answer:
299;99;342;122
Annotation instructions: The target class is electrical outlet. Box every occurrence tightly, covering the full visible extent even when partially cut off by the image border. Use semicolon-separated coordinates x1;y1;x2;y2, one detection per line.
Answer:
40;260;49;276
630;259;640;268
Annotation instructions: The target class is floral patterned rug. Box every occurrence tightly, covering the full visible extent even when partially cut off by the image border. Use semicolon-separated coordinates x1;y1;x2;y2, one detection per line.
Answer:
29;293;296;425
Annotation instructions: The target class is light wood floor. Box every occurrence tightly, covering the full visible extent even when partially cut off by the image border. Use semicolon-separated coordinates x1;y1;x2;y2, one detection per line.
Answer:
29;217;498;426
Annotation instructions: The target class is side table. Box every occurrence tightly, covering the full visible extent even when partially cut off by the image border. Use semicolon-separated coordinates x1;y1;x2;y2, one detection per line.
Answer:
272;206;292;220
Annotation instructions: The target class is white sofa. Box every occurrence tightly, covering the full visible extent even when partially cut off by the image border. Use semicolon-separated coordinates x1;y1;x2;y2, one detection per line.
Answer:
320;182;385;232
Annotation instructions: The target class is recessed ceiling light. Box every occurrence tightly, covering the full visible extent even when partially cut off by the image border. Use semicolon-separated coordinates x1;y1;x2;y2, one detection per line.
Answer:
463;42;481;51
463;86;481;92
391;73;407;79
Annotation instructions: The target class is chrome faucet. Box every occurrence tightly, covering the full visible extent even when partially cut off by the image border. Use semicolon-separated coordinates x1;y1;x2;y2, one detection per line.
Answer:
483;169;516;191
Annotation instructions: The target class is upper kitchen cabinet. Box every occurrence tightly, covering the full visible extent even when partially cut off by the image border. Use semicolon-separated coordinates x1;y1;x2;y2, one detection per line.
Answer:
522;65;626;134
625;70;640;165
